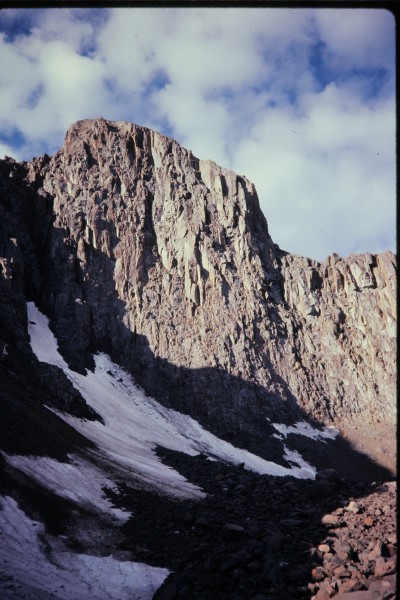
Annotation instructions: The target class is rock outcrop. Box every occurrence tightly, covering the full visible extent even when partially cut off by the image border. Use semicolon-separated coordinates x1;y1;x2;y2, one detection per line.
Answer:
280;251;396;422
0;118;396;461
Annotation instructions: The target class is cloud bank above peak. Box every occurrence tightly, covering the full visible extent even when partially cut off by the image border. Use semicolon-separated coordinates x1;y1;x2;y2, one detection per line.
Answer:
0;7;395;262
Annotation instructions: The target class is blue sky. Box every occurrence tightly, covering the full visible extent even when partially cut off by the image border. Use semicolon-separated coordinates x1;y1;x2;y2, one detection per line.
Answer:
0;7;395;261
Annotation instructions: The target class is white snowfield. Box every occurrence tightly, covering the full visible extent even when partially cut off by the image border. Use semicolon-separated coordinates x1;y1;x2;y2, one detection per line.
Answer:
0;495;168;600
20;302;324;513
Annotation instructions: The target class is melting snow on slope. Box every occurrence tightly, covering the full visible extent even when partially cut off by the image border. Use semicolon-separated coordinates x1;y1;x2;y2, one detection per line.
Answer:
0;495;168;600
26;302;318;500
4;454;129;521
272;421;339;442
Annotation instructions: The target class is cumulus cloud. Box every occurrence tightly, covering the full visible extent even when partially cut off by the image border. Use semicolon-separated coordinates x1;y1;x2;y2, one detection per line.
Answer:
314;9;395;73
0;7;395;261
234;82;395;258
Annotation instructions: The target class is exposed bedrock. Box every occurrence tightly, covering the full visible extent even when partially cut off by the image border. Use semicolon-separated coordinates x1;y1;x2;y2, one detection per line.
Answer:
0;118;396;465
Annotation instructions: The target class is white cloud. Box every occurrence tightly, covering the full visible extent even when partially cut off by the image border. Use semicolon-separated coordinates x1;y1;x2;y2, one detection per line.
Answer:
96;9;163;93
0;16;111;157
0;7;395;261
156;10;268;92
38;41;106;121
154;86;232;166
0;140;19;160
314;8;395;72
31;8;97;50
233;85;395;259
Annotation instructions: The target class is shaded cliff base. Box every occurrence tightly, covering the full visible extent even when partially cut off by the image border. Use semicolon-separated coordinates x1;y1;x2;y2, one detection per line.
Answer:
335;420;396;479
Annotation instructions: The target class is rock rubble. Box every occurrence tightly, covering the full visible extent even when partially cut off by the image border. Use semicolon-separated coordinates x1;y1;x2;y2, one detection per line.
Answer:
310;480;396;600
108;449;396;600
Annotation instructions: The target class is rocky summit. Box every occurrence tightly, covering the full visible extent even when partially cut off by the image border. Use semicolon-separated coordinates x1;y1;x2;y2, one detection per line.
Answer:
0;118;396;600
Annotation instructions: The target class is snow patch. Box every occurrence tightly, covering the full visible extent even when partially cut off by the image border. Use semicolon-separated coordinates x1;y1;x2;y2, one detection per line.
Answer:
4;454;129;522
272;420;339;442
27;303;69;371
0;495;169;600
283;447;316;478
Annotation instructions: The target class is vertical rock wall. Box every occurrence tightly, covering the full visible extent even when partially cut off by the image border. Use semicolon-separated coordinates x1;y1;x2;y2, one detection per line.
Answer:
0;118;396;451
280;251;396;422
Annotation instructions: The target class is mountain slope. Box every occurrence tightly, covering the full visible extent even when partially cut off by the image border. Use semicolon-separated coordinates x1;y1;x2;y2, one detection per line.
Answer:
0;118;396;467
20;118;396;448
0;118;396;600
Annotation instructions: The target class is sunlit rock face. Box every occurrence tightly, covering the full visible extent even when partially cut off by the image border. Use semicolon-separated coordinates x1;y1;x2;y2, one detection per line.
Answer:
280;251;396;422
1;118;396;453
